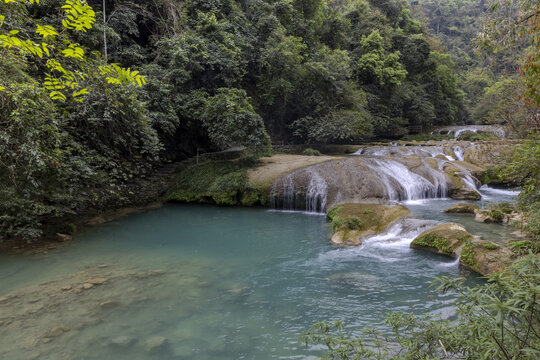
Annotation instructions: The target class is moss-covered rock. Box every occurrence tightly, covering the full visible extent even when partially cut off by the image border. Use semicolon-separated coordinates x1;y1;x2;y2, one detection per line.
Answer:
327;203;410;246
459;240;514;275
302;148;322;156
474;209;505;223
443;203;480;214
463;140;521;168
411;223;472;258
166;159;264;206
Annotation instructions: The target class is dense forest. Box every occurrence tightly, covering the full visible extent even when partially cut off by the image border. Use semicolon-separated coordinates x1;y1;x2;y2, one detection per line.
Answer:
0;0;538;238
410;0;539;132
0;0;470;239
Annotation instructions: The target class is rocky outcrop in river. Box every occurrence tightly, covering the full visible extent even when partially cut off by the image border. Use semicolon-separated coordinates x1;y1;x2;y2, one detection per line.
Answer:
269;152;484;212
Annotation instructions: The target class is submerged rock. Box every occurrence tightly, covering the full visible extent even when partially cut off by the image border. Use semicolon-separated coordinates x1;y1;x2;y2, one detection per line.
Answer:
110;335;136;347
144;336;168;353
443;203;480;214
56;233;72;242
88;278;107;285
511;231;528;239
328;203;410;246
47;326;69;338
411;223;472;258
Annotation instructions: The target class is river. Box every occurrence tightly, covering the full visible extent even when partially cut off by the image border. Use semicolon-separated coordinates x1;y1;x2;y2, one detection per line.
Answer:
0;185;518;359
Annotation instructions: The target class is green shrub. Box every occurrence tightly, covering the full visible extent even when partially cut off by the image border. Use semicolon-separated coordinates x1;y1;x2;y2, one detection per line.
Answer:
482;242;499;250
413;233;452;254
167;158;261;206
460;241;475;266
488;202;515;214
509;240;540;255
327;205;343;220
332;216;345;232
488;209;505;222
303;255;540;359
484;166;502;184
363;210;373;214
345;216;362;230
302;148;322;156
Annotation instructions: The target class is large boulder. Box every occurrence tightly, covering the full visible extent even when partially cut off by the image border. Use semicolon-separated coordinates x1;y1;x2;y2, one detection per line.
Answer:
328;203;410;246
460;240;514;275
411;223;472;258
443;203;480;214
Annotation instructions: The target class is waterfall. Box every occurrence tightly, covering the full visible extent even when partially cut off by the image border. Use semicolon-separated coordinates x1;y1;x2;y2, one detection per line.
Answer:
452;146;465;161
353;146;454;160
433;125;506;139
270;168;328;213
306;170;328;213
450;162;481;191
361;158;448;201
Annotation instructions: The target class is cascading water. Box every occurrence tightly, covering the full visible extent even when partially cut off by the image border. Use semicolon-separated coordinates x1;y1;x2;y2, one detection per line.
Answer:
451;161;482;191
270;168;328;213
306;170;328;213
269;141;488;212
452;146;465;161
432;125;506;139
353;146;454;160
361;158;448;201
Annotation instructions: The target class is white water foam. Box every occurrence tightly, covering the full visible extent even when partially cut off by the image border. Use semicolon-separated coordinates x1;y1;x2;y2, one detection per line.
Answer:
310;220;439;266
353;146;454;160
361;158;448;201
480;185;520;196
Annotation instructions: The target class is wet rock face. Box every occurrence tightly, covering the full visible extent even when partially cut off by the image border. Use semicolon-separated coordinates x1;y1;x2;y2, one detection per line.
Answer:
410;223;473;258
269;157;457;211
268;149;487;212
449;187;482;201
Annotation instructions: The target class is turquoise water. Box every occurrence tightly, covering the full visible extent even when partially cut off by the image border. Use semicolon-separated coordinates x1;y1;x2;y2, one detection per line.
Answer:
0;205;476;360
0;186;517;359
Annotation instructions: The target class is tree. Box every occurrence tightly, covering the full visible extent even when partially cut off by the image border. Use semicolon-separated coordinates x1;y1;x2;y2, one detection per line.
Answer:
356;30;408;87
0;0;158;239
0;0;145;101
478;0;540;109
202;88;271;151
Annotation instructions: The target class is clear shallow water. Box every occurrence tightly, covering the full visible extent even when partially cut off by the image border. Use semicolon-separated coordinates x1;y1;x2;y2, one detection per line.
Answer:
404;186;521;245
0;185;517;360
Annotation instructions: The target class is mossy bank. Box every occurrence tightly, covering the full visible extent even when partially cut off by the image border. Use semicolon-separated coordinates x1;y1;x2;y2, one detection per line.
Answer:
166;157;268;207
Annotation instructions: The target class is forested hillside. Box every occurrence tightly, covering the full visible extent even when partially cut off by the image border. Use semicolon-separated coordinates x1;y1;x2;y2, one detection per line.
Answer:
1;0;469;239
409;0;538;130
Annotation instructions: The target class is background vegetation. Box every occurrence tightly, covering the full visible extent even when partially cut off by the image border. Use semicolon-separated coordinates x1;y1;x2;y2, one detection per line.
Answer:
0;0;538;242
0;0;471;239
